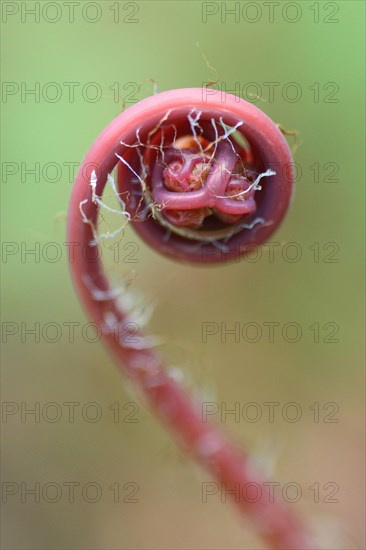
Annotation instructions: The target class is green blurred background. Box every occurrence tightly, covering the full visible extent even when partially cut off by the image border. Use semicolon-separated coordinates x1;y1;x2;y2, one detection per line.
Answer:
1;1;365;548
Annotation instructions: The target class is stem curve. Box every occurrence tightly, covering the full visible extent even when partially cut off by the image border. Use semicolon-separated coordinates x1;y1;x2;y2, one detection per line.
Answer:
67;88;316;549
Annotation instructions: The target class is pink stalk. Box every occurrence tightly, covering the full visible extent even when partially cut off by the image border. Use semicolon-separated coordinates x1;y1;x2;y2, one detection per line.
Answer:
67;89;316;549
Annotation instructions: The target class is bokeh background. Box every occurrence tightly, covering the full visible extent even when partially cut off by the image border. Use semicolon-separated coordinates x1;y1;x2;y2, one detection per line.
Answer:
1;1;365;548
